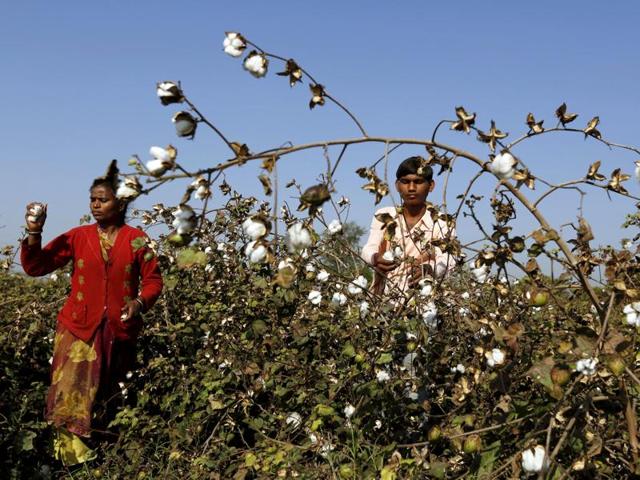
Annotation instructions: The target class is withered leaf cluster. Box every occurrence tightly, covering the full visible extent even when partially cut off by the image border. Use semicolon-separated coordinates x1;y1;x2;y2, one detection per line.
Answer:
477;120;508;152
607;168;630;194
374;212;397;241
450;106;476;133
297;183;331;215
584;116;602;139
277;59;304;87
526;113;544;134
586;161;606;181
356;167;389;205
555;102;578;126
309;83;326;109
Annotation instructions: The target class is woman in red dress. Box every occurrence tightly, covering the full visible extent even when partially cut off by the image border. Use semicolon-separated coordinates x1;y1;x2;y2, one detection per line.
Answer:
21;162;163;464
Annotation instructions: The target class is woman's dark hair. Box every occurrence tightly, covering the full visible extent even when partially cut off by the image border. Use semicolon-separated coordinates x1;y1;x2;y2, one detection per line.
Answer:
396;156;433;181
90;160;128;222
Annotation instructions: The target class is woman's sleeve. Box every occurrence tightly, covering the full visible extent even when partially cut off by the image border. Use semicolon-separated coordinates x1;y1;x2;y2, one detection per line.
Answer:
361;210;384;265
20;231;74;277
135;239;163;311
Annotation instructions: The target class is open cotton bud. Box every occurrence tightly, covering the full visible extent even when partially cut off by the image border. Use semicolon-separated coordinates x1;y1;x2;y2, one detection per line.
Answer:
490;152;517;179
245;240;268;264
472;264;489;283
347;275;368;295
421;302;438;328
575;357;598;376
223;32;247;57
360;301;370;315
317;269;330;282
486;348;505;367
243;50;268;78
382;251;395;262
623;302;640;327
393;246;403;259
171;205;197;235
332;292;347;306
419;282;433;297
308;290;322;305
172;111;198;138
285;412;302;429
191;176;211;200
242;217;269;240
305;263;316;273
288;223;312;250
376;370;391;383
27;203;45;223
146;145;177;177
451;363;466;374
278;258;294;271
344;404;355;419
116;176;142;201
328;219;342;234
156;81;184;105
521;445;547;473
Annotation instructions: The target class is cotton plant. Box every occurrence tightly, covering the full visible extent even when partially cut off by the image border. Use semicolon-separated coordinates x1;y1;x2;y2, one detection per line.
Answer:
485;348;505;367
116;176;142;201
288;222;312;250
172;205;197;235
156;81;184;105
471;263;490;283
222;32;247;57
245;241;268;264
146;145;177;177
420;301;438;329
327;219;342;234
575;357;598;376
191;176;211;200
172;111;198;138
308;290;322;305
489;152;517;179
623;302;640;327
316;269;330;282
521;445;548;474
243;51;268;78
347;275;368;295
331;291;347;306
242;216;270;240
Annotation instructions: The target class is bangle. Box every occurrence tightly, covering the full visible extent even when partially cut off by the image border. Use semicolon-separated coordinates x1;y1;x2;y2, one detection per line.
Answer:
134;297;145;311
27;231;42;235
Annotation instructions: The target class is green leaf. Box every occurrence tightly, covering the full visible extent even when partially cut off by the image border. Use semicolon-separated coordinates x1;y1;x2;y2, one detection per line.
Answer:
131;237;147;252
18;430;36;452
176;248;208;268
376;353;393;364
380;466;397;480
476;440;500;478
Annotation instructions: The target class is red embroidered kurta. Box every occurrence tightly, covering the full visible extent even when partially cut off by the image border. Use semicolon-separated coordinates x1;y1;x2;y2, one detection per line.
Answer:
21;224;163;342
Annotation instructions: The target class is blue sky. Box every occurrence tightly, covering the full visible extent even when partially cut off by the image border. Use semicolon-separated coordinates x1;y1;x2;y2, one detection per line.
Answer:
2;1;639;256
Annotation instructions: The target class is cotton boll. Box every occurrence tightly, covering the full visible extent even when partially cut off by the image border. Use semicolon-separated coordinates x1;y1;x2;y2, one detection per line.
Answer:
521;445;547;473
382;251;395;262
575;357;598;376
308;290;322;305
242;218;268;240
317;270;330;282
486;348;505;367
223;32;247;57
285;412;302;429
376;370;390;383
331;292;347;306
288;223;312;250
490;152;517;179
243;51;268;78
328;219;342;234
245;241;268;264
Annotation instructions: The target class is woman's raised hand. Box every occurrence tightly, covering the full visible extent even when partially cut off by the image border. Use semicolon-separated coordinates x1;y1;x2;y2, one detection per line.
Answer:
25;202;47;233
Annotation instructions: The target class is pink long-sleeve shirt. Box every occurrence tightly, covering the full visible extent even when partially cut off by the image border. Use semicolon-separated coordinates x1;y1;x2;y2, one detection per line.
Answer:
361;206;457;292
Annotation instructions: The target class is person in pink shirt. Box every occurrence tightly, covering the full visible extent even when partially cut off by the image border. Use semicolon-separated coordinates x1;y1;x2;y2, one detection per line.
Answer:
361;156;457;295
